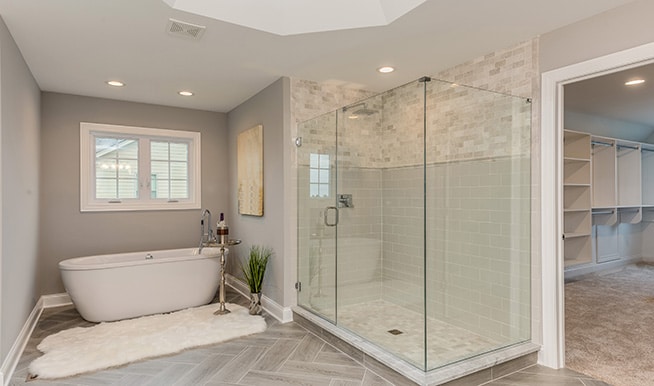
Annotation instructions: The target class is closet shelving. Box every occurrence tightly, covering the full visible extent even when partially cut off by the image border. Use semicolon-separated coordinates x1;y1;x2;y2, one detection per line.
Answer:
563;131;592;266
564;129;654;270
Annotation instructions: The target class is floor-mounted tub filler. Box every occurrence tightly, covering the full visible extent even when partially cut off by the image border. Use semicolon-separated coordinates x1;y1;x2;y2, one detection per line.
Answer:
59;247;222;322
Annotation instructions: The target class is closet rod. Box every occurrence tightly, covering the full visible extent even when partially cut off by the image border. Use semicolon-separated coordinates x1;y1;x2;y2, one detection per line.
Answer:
617;144;639;150
591;140;613;147
642;148;654;153
618;208;640;213
592;210;614;215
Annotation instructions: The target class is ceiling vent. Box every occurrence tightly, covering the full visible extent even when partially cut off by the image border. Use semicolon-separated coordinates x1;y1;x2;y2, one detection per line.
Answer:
166;18;206;40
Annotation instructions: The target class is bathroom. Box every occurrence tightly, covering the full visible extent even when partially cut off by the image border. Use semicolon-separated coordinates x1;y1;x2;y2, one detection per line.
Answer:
5;1;654;385
4;38;538;384
2;28;536;386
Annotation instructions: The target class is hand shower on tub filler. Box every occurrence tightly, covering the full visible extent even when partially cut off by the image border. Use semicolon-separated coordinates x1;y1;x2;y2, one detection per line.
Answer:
199;209;218;253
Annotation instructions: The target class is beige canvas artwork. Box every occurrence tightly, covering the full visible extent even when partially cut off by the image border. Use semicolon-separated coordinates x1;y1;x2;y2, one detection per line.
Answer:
237;125;263;216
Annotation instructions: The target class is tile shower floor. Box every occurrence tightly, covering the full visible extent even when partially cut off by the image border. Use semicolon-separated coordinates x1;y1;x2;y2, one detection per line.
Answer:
9;287;610;386
338;300;502;369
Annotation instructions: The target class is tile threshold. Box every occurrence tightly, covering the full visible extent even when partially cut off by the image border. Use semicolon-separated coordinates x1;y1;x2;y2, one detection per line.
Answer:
293;306;540;385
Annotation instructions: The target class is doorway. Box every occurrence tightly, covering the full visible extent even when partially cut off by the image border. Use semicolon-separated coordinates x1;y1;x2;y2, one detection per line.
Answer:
540;42;654;369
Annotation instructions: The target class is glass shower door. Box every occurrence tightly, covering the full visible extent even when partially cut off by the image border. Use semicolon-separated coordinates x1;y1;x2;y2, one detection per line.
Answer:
334;82;428;369
297;111;338;322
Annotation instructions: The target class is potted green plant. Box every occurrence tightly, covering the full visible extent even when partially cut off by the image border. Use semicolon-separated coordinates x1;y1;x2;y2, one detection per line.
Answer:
241;245;272;315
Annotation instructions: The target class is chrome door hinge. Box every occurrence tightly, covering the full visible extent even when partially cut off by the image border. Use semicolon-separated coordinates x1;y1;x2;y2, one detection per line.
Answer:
295;282;302;292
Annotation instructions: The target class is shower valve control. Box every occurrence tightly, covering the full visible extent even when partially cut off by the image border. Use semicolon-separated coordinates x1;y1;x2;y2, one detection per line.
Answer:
338;194;353;208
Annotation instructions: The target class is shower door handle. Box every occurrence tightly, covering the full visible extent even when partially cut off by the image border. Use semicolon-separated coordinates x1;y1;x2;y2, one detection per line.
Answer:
324;206;339;227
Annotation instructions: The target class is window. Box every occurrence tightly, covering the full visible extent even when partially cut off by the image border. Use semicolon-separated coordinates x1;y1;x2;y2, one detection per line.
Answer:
309;153;330;198
80;122;201;211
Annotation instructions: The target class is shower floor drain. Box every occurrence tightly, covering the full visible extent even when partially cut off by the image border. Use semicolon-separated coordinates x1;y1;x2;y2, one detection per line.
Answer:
387;329;403;335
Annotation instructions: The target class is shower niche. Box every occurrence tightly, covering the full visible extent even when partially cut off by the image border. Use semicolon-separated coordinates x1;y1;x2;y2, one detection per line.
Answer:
296;78;532;375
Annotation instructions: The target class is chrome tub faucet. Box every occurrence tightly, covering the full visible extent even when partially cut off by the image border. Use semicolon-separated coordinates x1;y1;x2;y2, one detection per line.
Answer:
199;209;217;253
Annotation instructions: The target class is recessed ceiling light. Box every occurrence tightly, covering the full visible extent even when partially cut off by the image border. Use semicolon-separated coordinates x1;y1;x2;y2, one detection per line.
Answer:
178;91;194;96
106;80;125;87
377;66;395;74
625;79;645;86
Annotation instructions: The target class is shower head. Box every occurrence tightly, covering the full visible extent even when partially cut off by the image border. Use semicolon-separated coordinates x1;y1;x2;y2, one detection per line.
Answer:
343;102;377;119
352;107;377;116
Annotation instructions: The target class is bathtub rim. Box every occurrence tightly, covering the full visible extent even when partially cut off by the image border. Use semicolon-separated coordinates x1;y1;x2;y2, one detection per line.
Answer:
59;247;222;271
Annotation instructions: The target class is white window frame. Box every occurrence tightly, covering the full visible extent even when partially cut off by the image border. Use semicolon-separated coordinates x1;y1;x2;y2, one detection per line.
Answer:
80;122;201;212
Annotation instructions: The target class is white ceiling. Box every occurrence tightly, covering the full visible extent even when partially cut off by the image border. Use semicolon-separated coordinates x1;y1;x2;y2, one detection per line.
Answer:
0;0;638;113
565;62;654;130
162;0;428;36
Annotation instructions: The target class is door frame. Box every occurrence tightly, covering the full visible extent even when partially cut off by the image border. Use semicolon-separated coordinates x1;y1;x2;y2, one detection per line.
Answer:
540;42;654;368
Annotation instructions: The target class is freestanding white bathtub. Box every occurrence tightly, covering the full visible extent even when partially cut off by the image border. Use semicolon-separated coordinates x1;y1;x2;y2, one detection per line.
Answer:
59;247;222;322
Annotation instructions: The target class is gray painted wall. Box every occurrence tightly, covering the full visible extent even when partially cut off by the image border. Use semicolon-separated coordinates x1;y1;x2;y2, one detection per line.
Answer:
38;92;228;295
226;77;290;307
565;110;654;142
0;16;41;360
540;0;654;72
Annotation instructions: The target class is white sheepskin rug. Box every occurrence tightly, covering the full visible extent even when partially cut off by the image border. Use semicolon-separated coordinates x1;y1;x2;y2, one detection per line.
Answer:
28;303;266;380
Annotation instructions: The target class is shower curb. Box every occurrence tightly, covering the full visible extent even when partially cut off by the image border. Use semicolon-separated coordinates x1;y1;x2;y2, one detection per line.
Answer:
292;307;539;386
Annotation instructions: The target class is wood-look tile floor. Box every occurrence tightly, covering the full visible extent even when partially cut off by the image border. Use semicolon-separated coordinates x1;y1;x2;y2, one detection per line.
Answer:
10;288;611;386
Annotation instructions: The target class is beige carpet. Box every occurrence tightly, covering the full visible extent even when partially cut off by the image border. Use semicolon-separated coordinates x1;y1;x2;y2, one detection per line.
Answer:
565;263;654;386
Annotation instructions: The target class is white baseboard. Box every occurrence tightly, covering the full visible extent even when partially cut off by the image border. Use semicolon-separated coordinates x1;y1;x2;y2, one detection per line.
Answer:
564;256;642;280
0;292;71;385
41;292;72;308
0;297;44;386
0;285;293;385
226;274;293;323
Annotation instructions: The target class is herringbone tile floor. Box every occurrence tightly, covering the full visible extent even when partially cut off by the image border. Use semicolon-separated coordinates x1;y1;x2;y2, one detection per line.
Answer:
9;288;610;386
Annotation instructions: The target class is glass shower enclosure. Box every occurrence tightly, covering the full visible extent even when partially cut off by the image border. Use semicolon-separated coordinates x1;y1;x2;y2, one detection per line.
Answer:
297;78;531;371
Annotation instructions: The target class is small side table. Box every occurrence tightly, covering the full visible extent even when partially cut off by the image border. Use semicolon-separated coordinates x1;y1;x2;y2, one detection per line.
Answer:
214;239;241;315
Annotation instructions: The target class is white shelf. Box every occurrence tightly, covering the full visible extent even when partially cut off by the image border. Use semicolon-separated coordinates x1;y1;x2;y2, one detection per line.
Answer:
564;235;592;267
564;185;591;211
564;130;654;275
564;130;592;268
564;130;591;159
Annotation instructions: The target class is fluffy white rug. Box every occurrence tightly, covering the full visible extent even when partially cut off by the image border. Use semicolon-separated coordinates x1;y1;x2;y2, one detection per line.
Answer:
29;303;266;380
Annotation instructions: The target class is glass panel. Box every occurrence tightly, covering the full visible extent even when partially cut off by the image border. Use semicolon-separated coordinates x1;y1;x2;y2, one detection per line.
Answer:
117;160;137;178
150;141;169;160
319;169;329;183
95;160;117;179
117;140;138;159
151;141;189;200
96;179;116;199
297;111;337;323
309;184;319;198
170;161;188;180
336;82;426;370
309;169;319;183
118;179;138;199
151;160;170;179
95;136;139;200
424;79;531;370
170;180;188;199
169;142;188;161
155;179;170;199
